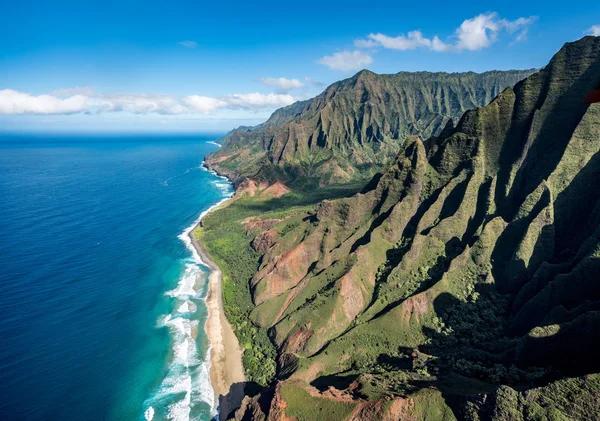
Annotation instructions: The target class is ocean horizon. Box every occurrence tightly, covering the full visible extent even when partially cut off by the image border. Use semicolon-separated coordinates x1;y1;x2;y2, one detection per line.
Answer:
0;134;233;421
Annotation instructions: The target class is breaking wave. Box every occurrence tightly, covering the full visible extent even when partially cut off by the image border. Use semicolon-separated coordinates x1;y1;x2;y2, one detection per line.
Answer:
143;164;233;421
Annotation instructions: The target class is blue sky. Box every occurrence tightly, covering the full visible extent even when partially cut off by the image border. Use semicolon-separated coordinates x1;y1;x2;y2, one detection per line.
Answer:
0;0;598;132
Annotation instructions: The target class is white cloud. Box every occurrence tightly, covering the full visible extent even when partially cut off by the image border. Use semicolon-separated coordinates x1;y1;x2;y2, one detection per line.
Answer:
0;89;88;114
454;13;502;50
355;12;536;53
259;77;305;92
586;25;600;36
456;14;536;50
93;93;188;115
0;89;300;115
317;50;373;71
178;40;198;48
181;95;228;114
361;30;433;51
182;92;298;113
502;17;537;33
225;92;297;110
353;39;379;49
51;87;96;97
431;36;453;52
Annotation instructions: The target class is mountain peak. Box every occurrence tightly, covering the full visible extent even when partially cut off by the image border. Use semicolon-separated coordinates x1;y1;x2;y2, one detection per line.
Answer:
352;69;376;80
226;36;600;419
206;69;535;186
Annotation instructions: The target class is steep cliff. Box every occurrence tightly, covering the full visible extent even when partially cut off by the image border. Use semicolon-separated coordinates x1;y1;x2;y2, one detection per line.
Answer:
207;36;600;420
205;69;535;186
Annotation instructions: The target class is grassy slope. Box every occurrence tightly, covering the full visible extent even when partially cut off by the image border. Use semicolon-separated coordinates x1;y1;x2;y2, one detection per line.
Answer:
195;182;367;385
262;373;600;421
279;381;357;421
201;38;600;420
195;217;275;385
216;37;600;421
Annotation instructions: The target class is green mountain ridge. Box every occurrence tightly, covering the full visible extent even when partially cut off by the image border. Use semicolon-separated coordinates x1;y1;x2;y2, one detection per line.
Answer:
205;69;535;187
199;36;600;421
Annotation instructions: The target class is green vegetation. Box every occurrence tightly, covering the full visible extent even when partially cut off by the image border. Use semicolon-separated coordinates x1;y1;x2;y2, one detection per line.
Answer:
206;69;535;186
207;37;600;420
279;381;357;421
410;389;457;421
461;375;600;421
195;181;367;385
195;222;276;385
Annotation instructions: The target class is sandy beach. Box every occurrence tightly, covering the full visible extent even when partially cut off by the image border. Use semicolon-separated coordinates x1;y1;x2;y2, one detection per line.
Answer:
189;222;246;420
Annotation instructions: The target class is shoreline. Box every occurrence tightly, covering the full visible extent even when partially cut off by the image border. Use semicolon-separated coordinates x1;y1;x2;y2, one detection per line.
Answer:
189;173;246;420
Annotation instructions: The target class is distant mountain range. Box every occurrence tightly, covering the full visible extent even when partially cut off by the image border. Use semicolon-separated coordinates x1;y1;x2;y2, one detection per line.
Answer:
201;36;600;421
205;69;535;187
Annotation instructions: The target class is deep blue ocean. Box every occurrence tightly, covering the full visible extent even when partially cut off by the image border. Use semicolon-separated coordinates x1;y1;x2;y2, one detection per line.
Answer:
0;134;233;421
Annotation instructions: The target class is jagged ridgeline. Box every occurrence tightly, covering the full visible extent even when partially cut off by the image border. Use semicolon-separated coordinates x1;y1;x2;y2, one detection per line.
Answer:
205;69;535;186
232;36;600;420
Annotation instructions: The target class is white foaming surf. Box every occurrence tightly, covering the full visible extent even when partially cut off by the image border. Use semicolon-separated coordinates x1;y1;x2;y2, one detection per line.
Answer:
143;162;233;421
205;141;221;147
147;265;210;421
166;265;199;297
144;406;155;421
177;179;232;268
178;300;197;314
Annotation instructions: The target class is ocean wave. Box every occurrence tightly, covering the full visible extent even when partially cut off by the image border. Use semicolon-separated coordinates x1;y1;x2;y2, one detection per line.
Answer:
145;267;214;421
144;406;155;421
177;195;232;268
205;141;221;148
166;264;200;298
212;181;232;195
178;300;197;314
143;167;232;420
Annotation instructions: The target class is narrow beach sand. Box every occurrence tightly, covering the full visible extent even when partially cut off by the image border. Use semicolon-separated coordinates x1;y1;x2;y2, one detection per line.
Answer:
189;226;246;420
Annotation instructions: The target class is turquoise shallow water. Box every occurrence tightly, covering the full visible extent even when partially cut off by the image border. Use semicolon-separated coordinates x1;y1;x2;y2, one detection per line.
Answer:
0;134;232;421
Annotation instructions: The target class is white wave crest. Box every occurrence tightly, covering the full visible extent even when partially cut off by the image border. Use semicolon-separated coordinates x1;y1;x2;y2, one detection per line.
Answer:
144;406;155;421
166;264;200;298
178;300;197;314
143;162;231;420
177;192;232;268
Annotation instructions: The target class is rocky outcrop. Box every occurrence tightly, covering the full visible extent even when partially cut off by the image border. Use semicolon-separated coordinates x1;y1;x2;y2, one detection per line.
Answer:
227;36;600;420
206;69;535;186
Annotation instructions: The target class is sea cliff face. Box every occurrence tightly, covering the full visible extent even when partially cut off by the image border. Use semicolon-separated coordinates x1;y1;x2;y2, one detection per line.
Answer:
205;69;535;187
201;36;600;420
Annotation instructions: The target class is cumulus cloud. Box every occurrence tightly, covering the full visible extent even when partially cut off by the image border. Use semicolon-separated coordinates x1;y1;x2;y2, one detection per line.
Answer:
501;16;537;44
181;95;228;114
586;25;600;36
355;12;536;53
92;93;188;114
353;39;379;49
51;87;96;97
0;89;88;114
178;40;198;48
225;92;297;110
360;31;432;51
455;14;536;50
259;77;305;92
0;89;299;115
317;50;373;71
453;13;503;50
